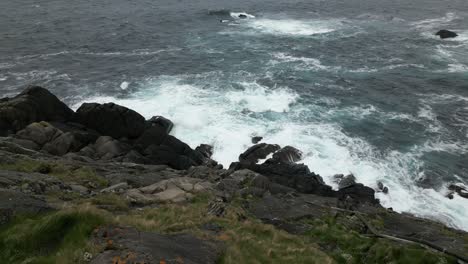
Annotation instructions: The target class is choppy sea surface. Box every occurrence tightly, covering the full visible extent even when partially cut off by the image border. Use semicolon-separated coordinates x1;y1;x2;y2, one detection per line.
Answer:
1;0;468;230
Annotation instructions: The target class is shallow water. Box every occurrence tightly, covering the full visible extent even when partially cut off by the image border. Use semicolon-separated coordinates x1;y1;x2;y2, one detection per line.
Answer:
1;0;468;230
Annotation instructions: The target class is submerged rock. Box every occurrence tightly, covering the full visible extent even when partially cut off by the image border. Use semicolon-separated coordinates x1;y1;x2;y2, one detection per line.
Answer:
435;29;458;39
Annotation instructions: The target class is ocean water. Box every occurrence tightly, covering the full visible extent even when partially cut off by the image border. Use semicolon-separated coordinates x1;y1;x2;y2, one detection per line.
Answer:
1;0;468;230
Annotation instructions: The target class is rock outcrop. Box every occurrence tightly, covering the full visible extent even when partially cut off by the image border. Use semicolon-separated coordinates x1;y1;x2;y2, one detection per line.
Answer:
75;102;146;139
0;86;74;136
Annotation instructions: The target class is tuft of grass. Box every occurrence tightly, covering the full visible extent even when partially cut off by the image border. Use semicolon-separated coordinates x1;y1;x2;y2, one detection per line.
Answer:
0;206;109;263
0;158;108;187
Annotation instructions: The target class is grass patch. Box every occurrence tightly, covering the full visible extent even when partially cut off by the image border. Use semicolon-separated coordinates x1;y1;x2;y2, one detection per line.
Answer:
91;193;130;212
117;194;333;264
0;206;108;264
301;217;457;264
0;158;107;187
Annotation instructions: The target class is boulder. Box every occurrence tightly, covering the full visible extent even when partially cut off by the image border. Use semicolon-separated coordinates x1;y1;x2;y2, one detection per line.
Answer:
337;174;357;189
0;86;74;136
195;144;213;159
269;146;303;163
75;102;146;139
239;143;280;165
337;183;379;206
15;122;88;155
435;29;458;39
147;115;174;134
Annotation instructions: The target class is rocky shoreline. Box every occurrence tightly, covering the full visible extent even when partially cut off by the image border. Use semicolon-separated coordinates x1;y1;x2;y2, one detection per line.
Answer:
1;86;467;263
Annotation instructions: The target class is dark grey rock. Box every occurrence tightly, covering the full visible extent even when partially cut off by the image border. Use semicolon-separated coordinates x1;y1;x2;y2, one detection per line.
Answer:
0;86;74;136
436;29;458;39
147;115;174;134
91;226;223;264
75;102;146;139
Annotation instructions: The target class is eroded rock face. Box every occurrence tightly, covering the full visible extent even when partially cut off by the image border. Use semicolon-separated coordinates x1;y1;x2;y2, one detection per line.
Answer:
91;226;223;264
0;86;74;136
75;102;146;139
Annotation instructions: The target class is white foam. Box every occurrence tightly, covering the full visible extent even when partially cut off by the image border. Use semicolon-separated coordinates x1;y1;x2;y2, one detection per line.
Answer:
270;52;341;72
411;12;459;29
447;63;468;73
226;82;298;112
73;74;468;231
246;18;337;36
230;12;255;19
120;81;129;90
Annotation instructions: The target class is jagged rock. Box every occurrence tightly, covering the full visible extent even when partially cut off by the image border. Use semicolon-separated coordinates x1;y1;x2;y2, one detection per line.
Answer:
91;226;223;264
231;161;333;196
147;115;174;133
0;86;74;136
337;183;379;206
436;29;458;39
251;136;263;144
338;174;357;189
448;184;468;199
377;181;389;194
270;146;303;163
195;144;213;159
75;102;146;139
239;143;280;165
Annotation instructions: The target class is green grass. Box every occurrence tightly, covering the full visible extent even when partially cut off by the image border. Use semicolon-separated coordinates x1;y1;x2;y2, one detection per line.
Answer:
0;206;108;264
117;194;333;264
301;217;457;264
0;158;108;188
